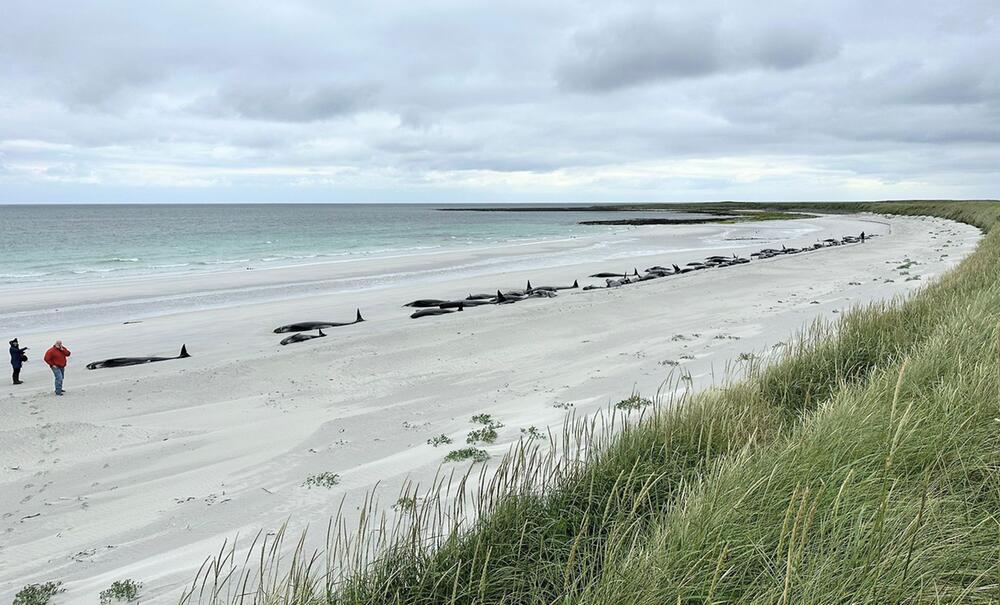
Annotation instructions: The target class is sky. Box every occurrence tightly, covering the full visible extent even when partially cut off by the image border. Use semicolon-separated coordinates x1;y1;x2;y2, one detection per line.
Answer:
1;1;998;204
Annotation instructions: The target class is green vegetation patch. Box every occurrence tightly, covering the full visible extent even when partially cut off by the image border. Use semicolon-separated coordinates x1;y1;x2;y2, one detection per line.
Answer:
426;434;453;447
13;582;63;605
614;393;653;410
99;579;142;604
466;413;504;444
521;426;545;440
444;447;489;463
303;471;340;489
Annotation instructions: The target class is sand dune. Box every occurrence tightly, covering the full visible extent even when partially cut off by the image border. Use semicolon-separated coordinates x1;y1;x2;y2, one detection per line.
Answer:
0;214;981;603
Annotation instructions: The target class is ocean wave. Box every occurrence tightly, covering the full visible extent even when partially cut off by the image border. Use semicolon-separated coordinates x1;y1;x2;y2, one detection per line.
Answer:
102;257;140;263
197;258;252;265
151;263;191;269
0;271;51;279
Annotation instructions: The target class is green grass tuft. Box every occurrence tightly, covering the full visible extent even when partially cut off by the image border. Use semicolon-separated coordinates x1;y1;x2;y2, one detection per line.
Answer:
13;582;63;605
443;447;489;463
99;579;142;604
614;393;653;410
303;472;340;489
426;434;453;447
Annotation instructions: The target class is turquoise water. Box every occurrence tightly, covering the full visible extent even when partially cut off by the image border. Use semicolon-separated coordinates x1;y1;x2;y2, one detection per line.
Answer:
0;204;711;287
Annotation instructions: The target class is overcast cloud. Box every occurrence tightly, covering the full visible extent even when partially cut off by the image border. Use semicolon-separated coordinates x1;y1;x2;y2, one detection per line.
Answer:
0;0;997;203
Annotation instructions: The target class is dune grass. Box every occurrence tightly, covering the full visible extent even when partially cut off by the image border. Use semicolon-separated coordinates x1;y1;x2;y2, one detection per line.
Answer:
182;200;1000;605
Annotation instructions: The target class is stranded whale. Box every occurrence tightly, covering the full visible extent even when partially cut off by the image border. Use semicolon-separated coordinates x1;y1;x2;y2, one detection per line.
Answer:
411;306;464;319
273;309;364;333
404;299;448;308
527;279;579;292
86;345;191;370
280;329;327;345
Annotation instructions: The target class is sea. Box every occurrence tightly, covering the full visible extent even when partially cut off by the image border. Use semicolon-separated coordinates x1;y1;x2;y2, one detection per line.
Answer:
0;204;717;287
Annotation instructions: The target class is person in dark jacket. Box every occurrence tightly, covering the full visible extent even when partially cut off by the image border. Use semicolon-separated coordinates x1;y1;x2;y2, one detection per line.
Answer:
9;338;27;385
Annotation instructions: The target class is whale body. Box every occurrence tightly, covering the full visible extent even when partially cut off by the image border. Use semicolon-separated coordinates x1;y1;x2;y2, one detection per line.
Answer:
86;345;191;370
273;309;364;333
280;329;327;346
411;307;464;319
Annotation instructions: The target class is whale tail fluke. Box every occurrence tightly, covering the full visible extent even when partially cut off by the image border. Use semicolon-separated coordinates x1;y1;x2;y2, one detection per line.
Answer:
179;345;190;359
496;289;506;303
458;304;464;311
356;308;365;322
633;267;639;276
319;329;326;336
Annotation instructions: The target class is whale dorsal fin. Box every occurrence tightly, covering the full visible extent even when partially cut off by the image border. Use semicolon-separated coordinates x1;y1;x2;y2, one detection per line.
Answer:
318;329;326;336
356;308;364;322
572;279;579;288
179;345;190;358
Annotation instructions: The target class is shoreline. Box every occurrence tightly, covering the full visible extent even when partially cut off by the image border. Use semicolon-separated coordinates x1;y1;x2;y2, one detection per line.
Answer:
0;213;982;603
1;217;837;333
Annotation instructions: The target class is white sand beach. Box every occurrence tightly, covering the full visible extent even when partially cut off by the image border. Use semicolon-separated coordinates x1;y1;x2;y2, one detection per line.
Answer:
0;214;982;603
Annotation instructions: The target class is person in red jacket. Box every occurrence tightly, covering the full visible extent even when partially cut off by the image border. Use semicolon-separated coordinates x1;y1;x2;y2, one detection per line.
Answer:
43;340;71;396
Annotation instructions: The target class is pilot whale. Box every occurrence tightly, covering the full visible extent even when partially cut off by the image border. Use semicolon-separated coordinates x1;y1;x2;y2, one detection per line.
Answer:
527;279;579;292
273;309;364;333
280;329;327;346
87;345;191;370
404;299;447;308
411;307;464;319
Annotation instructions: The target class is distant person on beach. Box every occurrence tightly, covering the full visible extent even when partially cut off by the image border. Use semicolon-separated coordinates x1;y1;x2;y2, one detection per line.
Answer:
860;231;866;242
9;338;27;385
43;340;71;395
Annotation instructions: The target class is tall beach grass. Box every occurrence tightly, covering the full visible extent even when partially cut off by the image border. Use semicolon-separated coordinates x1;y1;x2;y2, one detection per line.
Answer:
181;201;1000;605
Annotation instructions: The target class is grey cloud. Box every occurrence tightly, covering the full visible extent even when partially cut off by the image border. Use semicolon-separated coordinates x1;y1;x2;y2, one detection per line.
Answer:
888;65;996;106
556;11;839;92
749;26;839;70
1;0;999;202
195;82;378;122
556;14;722;91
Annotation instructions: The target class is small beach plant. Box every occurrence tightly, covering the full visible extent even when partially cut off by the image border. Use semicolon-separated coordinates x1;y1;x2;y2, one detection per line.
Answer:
466;426;499;444
467;414;504;444
520;426;545;440
426;434;453;447
470;413;501;426
393;496;417;512
444;447;488;463
615;393;652;410
13;582;63;605
303;472;340;488
99;579;142;604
